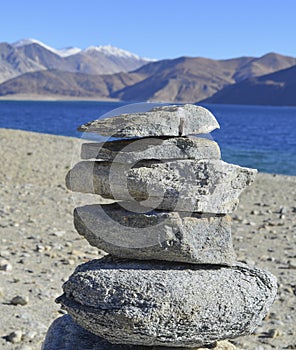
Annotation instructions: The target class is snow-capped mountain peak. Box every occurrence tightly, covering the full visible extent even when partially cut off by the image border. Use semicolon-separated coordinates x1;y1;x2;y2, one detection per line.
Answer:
13;38;81;57
11;39;154;61
13;38;57;52
84;45;142;60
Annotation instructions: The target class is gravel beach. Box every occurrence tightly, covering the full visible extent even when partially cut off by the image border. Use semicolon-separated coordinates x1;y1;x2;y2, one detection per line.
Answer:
0;128;295;350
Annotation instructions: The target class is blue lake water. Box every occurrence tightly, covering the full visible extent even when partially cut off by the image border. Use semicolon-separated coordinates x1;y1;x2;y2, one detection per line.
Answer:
0;100;295;176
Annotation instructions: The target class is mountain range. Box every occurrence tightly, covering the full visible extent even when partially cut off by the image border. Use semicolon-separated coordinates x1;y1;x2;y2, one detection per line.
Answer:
0;39;295;106
0;39;151;84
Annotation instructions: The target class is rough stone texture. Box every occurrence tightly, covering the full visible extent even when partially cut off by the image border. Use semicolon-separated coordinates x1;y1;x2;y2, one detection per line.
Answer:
42;315;239;350
74;203;236;265
78;104;220;137
66;159;257;213
56;257;277;348
80;137;221;163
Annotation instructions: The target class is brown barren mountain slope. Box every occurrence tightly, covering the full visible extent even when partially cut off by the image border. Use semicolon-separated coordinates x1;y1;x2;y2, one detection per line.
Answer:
232;52;296;81
113;53;296;102
202;64;296;106
0;69;145;98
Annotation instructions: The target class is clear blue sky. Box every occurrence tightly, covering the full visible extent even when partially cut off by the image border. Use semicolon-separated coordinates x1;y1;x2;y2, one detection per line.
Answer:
1;0;296;60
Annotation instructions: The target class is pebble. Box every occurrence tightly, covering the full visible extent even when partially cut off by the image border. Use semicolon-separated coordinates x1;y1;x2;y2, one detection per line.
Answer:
52;230;65;237
0;249;10;257
251;210;260;215
284;286;294;294
10;295;29;306
0;258;12;271
267;328;281;338
35;244;45;252
279;206;287;214
0;221;10;228
61;258;75;265
288;260;296;269
23;330;37;341
6;330;23;343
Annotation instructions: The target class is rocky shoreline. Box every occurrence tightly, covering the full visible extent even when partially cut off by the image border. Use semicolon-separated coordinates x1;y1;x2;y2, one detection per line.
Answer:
1;128;295;350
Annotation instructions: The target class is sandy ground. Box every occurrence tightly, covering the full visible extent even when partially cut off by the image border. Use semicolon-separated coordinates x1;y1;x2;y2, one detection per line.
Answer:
0;128;295;350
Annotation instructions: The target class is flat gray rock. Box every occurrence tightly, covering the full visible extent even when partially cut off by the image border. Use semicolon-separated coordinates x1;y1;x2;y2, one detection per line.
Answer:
78;104;219;137
57;257;277;348
81;137;221;163
66;159;257;213
42;315;238;350
74;203;236;265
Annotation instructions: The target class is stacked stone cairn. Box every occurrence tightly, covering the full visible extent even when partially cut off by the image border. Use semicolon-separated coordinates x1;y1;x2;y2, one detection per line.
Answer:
43;104;277;349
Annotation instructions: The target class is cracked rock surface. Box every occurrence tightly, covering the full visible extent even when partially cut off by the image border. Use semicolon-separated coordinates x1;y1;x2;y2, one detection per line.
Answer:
66;159;257;213
74;203;236;265
78;104;220;137
42;315;239;350
80;137;221;163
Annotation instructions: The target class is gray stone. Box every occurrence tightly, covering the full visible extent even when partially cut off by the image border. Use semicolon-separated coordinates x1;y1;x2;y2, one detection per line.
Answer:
0;258;12;271
81;137;221;163
78;104;219;137
42;314;238;350
10;295;29;306
74;203;236;265
56;257;277;347
6;330;23;343
66;159;257;213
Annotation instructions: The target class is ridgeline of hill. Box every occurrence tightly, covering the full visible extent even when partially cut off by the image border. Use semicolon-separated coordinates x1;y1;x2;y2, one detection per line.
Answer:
202;65;296;106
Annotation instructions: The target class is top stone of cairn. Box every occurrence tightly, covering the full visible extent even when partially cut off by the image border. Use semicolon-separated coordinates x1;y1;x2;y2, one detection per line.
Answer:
78;104;220;138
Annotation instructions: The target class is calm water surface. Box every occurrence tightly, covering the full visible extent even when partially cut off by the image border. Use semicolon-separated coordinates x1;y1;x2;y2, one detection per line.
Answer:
0;100;295;175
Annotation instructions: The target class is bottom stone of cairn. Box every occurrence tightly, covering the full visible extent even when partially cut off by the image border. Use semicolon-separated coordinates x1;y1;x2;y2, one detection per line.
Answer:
56;257;277;348
42;314;239;350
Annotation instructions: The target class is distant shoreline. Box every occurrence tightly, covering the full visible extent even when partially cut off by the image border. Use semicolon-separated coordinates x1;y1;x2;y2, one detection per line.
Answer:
1;95;296;108
0;94;194;104
0;94;122;102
